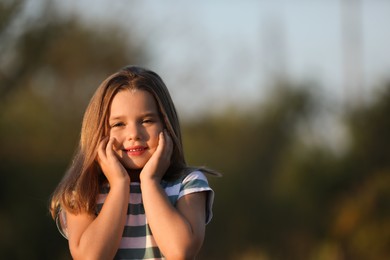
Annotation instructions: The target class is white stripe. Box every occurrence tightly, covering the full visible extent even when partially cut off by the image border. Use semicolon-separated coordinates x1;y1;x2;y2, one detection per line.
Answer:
179;187;212;198
164;183;181;196
183;171;208;183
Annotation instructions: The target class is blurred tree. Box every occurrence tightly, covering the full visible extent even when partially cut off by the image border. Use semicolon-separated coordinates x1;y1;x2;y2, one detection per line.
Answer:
183;83;319;259
284;85;390;260
325;85;390;260
0;0;143;100
0;0;145;259
184;82;390;260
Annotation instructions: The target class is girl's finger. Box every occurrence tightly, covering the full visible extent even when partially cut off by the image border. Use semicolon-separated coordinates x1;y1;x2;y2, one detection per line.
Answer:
97;136;109;160
106;137;117;158
155;131;165;155
149;132;165;162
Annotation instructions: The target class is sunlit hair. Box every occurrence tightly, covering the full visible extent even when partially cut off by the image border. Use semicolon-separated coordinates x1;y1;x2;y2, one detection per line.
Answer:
50;66;218;219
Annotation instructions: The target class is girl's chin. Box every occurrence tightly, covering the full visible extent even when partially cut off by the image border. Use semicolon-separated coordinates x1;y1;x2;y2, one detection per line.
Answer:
118;156;146;169
119;155;151;177
123;162;146;171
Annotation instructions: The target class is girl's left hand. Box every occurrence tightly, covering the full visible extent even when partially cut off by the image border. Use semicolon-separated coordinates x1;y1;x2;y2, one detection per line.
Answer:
140;130;173;182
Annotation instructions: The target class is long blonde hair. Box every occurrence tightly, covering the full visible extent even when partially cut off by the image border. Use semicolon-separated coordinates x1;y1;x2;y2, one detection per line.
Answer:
50;66;193;218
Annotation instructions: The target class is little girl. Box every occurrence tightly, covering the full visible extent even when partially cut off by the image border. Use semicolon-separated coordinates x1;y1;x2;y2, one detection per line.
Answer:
50;66;218;259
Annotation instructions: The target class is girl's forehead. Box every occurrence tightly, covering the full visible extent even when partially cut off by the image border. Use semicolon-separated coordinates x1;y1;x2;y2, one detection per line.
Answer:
109;89;160;116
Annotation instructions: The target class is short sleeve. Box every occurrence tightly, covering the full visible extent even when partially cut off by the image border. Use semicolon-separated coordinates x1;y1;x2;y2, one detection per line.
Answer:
179;171;215;224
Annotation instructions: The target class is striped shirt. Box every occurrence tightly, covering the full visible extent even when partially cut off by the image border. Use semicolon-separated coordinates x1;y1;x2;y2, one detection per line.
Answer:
57;171;214;259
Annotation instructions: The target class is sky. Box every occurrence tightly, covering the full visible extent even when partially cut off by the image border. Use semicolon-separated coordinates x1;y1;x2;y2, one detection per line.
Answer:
53;0;390;117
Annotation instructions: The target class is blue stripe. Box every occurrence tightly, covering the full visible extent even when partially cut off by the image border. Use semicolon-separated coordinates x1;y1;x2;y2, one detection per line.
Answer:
167;194;179;205
99;184;141;194
181;179;208;192
115;246;162;259
122;224;152;237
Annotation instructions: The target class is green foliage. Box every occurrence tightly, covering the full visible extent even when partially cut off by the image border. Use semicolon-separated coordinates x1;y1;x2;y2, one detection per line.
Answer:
184;84;390;260
184;85;320;259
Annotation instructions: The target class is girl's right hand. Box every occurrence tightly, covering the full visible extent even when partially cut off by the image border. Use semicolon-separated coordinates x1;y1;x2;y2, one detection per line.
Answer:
97;137;130;186
68;136;130;260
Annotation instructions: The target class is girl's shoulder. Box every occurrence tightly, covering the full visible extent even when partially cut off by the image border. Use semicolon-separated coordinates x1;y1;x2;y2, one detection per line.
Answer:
161;169;213;200
181;170;209;184
180;170;212;195
163;169;208;186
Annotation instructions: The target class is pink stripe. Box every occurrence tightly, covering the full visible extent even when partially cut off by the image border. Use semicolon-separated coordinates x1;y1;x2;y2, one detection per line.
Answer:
97;192;142;204
126;213;147;226
96;193;107;204
119;235;157;249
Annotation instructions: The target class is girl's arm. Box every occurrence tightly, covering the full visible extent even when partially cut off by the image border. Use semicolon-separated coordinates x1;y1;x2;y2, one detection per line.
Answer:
141;180;206;260
140;131;207;259
66;137;130;260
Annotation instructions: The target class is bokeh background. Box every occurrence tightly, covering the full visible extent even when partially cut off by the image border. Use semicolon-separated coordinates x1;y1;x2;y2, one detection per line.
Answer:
1;0;390;259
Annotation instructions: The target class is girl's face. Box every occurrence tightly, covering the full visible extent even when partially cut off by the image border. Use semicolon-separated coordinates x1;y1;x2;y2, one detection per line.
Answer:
108;89;164;171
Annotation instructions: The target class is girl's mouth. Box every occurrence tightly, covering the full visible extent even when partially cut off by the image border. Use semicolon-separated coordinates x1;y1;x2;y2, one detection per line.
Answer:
125;146;147;156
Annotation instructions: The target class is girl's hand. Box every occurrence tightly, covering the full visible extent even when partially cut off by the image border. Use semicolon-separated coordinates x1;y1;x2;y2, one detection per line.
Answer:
97;137;130;186
140;130;173;182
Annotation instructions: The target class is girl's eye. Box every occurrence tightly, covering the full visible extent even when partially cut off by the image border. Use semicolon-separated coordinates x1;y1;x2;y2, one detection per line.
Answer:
142;118;154;124
111;122;125;128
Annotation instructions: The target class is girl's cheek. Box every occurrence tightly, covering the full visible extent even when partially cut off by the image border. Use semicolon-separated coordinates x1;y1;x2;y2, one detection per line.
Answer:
109;130;120;140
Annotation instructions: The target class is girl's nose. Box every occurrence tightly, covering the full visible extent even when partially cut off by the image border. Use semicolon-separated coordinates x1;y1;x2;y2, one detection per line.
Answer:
126;124;141;141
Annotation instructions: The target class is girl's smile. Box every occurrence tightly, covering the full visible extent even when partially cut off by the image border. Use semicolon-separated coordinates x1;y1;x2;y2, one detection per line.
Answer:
124;145;148;156
109;89;164;172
